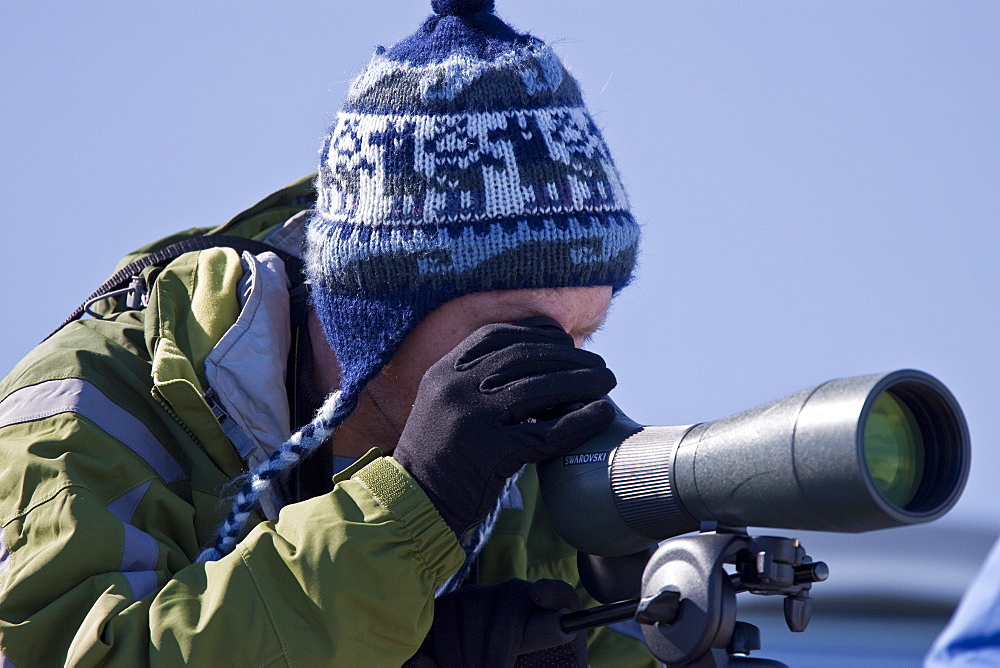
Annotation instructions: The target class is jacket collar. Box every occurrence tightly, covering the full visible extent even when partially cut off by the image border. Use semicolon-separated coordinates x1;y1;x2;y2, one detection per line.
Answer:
143;239;300;500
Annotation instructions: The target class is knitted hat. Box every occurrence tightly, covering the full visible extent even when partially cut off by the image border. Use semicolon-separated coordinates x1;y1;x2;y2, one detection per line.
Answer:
199;0;639;562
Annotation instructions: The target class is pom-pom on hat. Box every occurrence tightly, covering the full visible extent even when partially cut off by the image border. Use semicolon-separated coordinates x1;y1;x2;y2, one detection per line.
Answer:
431;0;495;17
200;0;639;563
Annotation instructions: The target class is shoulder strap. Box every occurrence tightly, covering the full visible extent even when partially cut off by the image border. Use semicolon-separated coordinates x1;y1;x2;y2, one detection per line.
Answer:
48;234;305;341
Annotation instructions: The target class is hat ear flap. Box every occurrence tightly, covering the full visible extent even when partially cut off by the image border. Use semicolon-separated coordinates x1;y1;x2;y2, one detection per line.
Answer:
310;288;434;401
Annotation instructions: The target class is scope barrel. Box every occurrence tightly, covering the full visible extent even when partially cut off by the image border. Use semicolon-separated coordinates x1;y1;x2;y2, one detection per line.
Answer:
538;370;970;557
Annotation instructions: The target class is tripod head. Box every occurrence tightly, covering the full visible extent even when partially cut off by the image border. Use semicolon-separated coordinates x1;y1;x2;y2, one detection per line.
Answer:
521;527;828;666
637;527;827;666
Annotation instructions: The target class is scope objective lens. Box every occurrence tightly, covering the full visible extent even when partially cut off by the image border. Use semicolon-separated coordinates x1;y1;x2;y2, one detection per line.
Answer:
863;390;925;509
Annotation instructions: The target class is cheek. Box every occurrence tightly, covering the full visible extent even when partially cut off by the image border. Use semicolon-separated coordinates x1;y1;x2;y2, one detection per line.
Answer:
384;328;466;402
403;321;474;371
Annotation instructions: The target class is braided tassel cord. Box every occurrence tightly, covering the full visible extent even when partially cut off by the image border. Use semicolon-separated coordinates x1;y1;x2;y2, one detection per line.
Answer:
197;390;351;562
436;467;524;596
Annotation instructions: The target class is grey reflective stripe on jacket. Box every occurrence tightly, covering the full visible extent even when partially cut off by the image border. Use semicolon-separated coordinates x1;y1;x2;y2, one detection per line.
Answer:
0;377;185;484
106;480;158;599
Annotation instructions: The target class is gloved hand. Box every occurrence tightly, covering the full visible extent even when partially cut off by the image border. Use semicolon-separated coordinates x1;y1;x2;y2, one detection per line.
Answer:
392;317;616;536
403;578;587;668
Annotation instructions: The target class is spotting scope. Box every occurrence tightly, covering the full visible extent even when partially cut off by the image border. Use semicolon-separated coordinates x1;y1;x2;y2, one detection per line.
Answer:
538;369;970;557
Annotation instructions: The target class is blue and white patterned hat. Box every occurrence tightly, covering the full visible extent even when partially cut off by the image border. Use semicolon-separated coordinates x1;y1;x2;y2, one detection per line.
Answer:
307;0;640;399
200;0;639;562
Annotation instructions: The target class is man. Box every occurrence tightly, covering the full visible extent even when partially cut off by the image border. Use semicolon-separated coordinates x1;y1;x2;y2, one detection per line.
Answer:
0;0;655;664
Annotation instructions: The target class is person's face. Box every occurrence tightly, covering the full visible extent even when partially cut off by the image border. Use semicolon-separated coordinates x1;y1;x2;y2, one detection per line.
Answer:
319;286;613;456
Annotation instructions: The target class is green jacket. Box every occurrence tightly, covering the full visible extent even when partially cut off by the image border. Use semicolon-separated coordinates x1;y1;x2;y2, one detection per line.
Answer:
0;178;656;666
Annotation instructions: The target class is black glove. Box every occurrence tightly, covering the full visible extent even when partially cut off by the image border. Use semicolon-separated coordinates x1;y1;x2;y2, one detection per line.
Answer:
392;317;616;535
403;578;587;668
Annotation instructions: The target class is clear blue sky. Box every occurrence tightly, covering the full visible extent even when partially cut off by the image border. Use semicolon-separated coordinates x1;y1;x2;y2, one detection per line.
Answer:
2;0;997;565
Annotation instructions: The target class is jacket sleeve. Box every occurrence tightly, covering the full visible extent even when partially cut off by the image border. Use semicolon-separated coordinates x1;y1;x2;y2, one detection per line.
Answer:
0;405;463;667
924;535;1000;667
